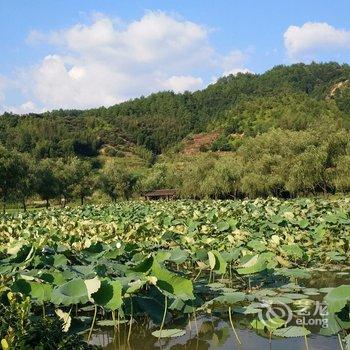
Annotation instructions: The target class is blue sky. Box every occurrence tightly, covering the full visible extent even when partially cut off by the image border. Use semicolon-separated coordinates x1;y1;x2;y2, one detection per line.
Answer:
1;0;350;113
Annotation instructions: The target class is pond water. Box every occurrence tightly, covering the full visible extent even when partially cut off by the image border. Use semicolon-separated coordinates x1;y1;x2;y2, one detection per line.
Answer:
90;315;338;350
89;270;350;350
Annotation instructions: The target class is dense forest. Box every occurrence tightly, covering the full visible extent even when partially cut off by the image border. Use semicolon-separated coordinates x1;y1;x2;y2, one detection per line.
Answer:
1;62;350;208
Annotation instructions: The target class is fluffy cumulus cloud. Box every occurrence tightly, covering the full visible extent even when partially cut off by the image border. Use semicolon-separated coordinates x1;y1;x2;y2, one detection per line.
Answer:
284;22;350;59
6;11;249;112
22;12;211;110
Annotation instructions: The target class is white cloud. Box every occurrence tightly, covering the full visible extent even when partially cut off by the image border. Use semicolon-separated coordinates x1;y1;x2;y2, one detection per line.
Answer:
223;68;252;76
284;22;350;59
217;49;252;79
11;11;249;112
26;29;47;45
47;11;211;66
4;101;42;114
221;50;246;71
31;55;122;108
162;75;203;93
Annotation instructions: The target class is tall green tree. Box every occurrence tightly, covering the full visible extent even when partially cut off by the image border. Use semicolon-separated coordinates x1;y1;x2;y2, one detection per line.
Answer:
0;147;30;213
100;161;139;201
35;159;60;208
13;154;36;211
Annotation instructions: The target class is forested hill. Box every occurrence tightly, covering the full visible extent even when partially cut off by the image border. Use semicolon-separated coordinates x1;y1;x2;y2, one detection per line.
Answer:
1;62;350;204
2;61;350;156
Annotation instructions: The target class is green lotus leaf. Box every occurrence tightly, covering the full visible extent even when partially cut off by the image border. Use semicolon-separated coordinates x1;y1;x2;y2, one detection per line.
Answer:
327;251;346;262
133;256;153;273
151;259;194;300
169;298;197;314
273;326;310;337
168;248;188;264
221;248;241;263
29;282;52;304
234;305;261;314
215;292;246;305
251;317;285;330
319;312;350;336
247;240;266;252
151;329;186;338
281;244;306;260
126;279;146;294
51;254;68;267
40;271;67;285
324;285;350;313
261;296;294;304
281;293;307;300
96;319;127;326
155;250;171;262
69;265;96;278
207;251;227;274
51;278;89;306
201;292;245;310
298;219;309;229
217;221;230;232
237;254;268;275
92;279;122;311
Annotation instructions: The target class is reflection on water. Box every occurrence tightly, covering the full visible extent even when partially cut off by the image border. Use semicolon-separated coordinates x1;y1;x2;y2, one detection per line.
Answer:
304;269;350;288
89;270;349;350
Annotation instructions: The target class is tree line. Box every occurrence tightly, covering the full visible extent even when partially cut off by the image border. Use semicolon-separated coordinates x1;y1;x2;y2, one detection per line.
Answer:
0;147;141;211
1;121;350;211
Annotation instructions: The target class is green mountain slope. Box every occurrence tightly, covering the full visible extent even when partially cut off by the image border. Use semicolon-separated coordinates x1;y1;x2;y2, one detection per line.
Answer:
1;62;350;156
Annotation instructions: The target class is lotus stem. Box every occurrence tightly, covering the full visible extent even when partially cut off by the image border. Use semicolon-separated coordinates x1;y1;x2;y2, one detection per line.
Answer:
117;309;120;333
111;311;116;343
338;333;344;350
304;334;309;350
127;297;133;343
193;269;202;281
158;295;168;341
188;313;192;332
88;304;97;342
193;310;199;337
112;310;117;332
228;306;241;345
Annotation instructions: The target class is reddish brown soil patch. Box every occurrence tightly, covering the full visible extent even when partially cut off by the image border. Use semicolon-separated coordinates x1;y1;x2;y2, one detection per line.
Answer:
182;132;220;155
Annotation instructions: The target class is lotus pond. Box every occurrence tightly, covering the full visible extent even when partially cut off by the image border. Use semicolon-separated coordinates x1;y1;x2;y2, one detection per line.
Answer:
0;198;349;349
